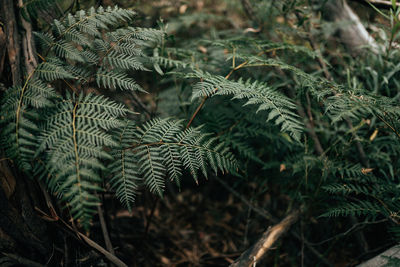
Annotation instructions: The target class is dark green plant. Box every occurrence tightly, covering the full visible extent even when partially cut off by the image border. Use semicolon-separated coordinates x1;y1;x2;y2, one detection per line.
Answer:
0;5;236;229
150;0;400;248
3;2;400;257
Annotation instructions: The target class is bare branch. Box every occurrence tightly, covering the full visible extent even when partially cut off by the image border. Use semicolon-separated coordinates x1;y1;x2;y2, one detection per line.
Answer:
230;210;301;267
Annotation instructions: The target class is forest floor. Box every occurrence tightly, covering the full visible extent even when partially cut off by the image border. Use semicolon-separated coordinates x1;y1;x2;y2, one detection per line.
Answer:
84;178;382;267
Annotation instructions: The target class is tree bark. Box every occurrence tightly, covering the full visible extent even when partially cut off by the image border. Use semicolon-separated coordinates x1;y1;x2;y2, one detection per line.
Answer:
0;0;51;263
2;0;22;85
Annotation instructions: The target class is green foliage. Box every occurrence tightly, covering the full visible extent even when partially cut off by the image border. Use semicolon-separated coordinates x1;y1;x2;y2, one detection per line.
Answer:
0;5;238;229
3;1;400;252
149;0;400;251
109;118;236;210
187;70;303;140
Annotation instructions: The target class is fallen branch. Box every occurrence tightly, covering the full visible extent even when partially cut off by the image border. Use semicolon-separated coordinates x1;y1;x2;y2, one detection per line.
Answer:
35;186;128;267
77;232;126;267
230;209;301;267
97;200;115;256
214;176;333;266
35;207;129;267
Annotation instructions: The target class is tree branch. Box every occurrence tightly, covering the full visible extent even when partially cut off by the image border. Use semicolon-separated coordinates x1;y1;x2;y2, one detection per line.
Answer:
214;176;333;266
230;209;300;267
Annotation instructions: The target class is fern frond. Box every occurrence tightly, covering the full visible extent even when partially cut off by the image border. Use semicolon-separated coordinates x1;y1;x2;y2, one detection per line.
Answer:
105;51;147;70
60;6;136;38
108;118;236;201
322;183;371;195
321;200;382;217
63;28;91;46
0;103;38;171
34;32;55;50
0;74;59;171
53;41;84;62
188;70;303;140
96;70;145;91
322;88;400;124
209;37;321;60
63;65;91;84
109;149;140;211
133;118;236;187
35;60;75;81
137;146;166;196
231;55;320;86
114;43;144;56
151;56;191;70
113;27;164;43
108;120;141;211
36;93;127;228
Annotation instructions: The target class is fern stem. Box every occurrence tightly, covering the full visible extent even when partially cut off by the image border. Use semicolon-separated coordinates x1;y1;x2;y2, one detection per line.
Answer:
186;59;251;129
376;114;400;139
63;78;79;95
186;97;207;129
15;70;35;152
120;149;131;210
72;101;83;208
145;145;163;196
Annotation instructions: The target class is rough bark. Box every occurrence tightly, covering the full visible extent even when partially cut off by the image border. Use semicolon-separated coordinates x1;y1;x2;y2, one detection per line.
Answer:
0;27;6;77
2;0;22;85
0;0;51;263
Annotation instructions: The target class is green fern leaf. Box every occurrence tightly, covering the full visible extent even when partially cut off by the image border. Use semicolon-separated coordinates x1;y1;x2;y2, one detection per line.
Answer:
36;93;127;228
96;70;145;92
188;70;303;140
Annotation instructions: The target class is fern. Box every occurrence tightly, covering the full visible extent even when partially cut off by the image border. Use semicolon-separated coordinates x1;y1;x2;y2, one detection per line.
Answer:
108;120;140;211
96;70;144;91
104;51;147;71
0;73;58;171
321;87;400;124
6;2;399;246
0;3;239;229
227;55;322;87
35;59;75;81
109;118;237;208
187;70;304;140
321;200;383;218
0;6;168;229
35;93;128;227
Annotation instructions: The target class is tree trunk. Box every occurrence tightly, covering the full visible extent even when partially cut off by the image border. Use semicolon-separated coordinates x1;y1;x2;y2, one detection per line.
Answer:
0;0;51;264
321;0;380;55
